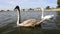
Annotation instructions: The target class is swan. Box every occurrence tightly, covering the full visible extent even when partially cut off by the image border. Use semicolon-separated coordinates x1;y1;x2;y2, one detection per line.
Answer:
15;6;38;27
41;8;54;20
15;6;54;27
16;8;42;27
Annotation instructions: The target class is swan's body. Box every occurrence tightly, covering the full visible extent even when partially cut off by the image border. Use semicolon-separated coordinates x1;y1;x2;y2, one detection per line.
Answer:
18;19;37;27
15;6;54;27
42;15;54;20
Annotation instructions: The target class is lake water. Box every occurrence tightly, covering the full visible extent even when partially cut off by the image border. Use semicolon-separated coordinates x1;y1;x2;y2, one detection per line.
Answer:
0;11;60;34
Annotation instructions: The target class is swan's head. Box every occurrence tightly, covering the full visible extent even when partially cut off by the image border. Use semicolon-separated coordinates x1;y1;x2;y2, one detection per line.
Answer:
14;5;20;12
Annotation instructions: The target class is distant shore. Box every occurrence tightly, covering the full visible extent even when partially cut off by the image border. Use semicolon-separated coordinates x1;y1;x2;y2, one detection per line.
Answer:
0;8;60;12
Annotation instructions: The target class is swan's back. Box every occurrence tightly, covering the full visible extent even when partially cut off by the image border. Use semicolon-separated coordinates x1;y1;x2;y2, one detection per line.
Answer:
19;19;37;26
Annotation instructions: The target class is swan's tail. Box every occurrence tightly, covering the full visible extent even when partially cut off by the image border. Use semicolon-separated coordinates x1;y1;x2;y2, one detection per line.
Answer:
35;19;45;25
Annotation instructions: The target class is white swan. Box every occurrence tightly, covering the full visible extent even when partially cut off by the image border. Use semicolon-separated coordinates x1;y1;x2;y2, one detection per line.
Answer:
41;8;54;20
15;6;54;27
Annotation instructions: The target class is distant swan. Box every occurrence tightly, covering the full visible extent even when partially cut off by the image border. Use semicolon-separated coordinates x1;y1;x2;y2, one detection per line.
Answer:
41;8;54;20
15;6;54;27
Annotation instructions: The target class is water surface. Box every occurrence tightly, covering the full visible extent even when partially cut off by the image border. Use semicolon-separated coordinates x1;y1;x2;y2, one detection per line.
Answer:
0;11;60;34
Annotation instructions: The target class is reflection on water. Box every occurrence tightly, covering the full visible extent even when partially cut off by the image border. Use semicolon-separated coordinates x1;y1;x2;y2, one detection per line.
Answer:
0;11;60;34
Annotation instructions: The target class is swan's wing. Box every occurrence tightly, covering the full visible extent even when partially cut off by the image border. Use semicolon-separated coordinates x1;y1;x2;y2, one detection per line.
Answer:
35;19;45;25
19;19;37;26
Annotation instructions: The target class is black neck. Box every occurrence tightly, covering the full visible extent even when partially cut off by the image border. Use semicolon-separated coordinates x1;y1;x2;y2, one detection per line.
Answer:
18;10;21;23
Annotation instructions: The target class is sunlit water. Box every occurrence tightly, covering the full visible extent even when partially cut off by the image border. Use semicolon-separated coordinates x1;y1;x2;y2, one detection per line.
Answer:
0;11;60;34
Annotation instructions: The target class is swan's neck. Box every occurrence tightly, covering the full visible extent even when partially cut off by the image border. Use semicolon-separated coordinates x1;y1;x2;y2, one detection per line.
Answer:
17;10;21;26
41;8;44;19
